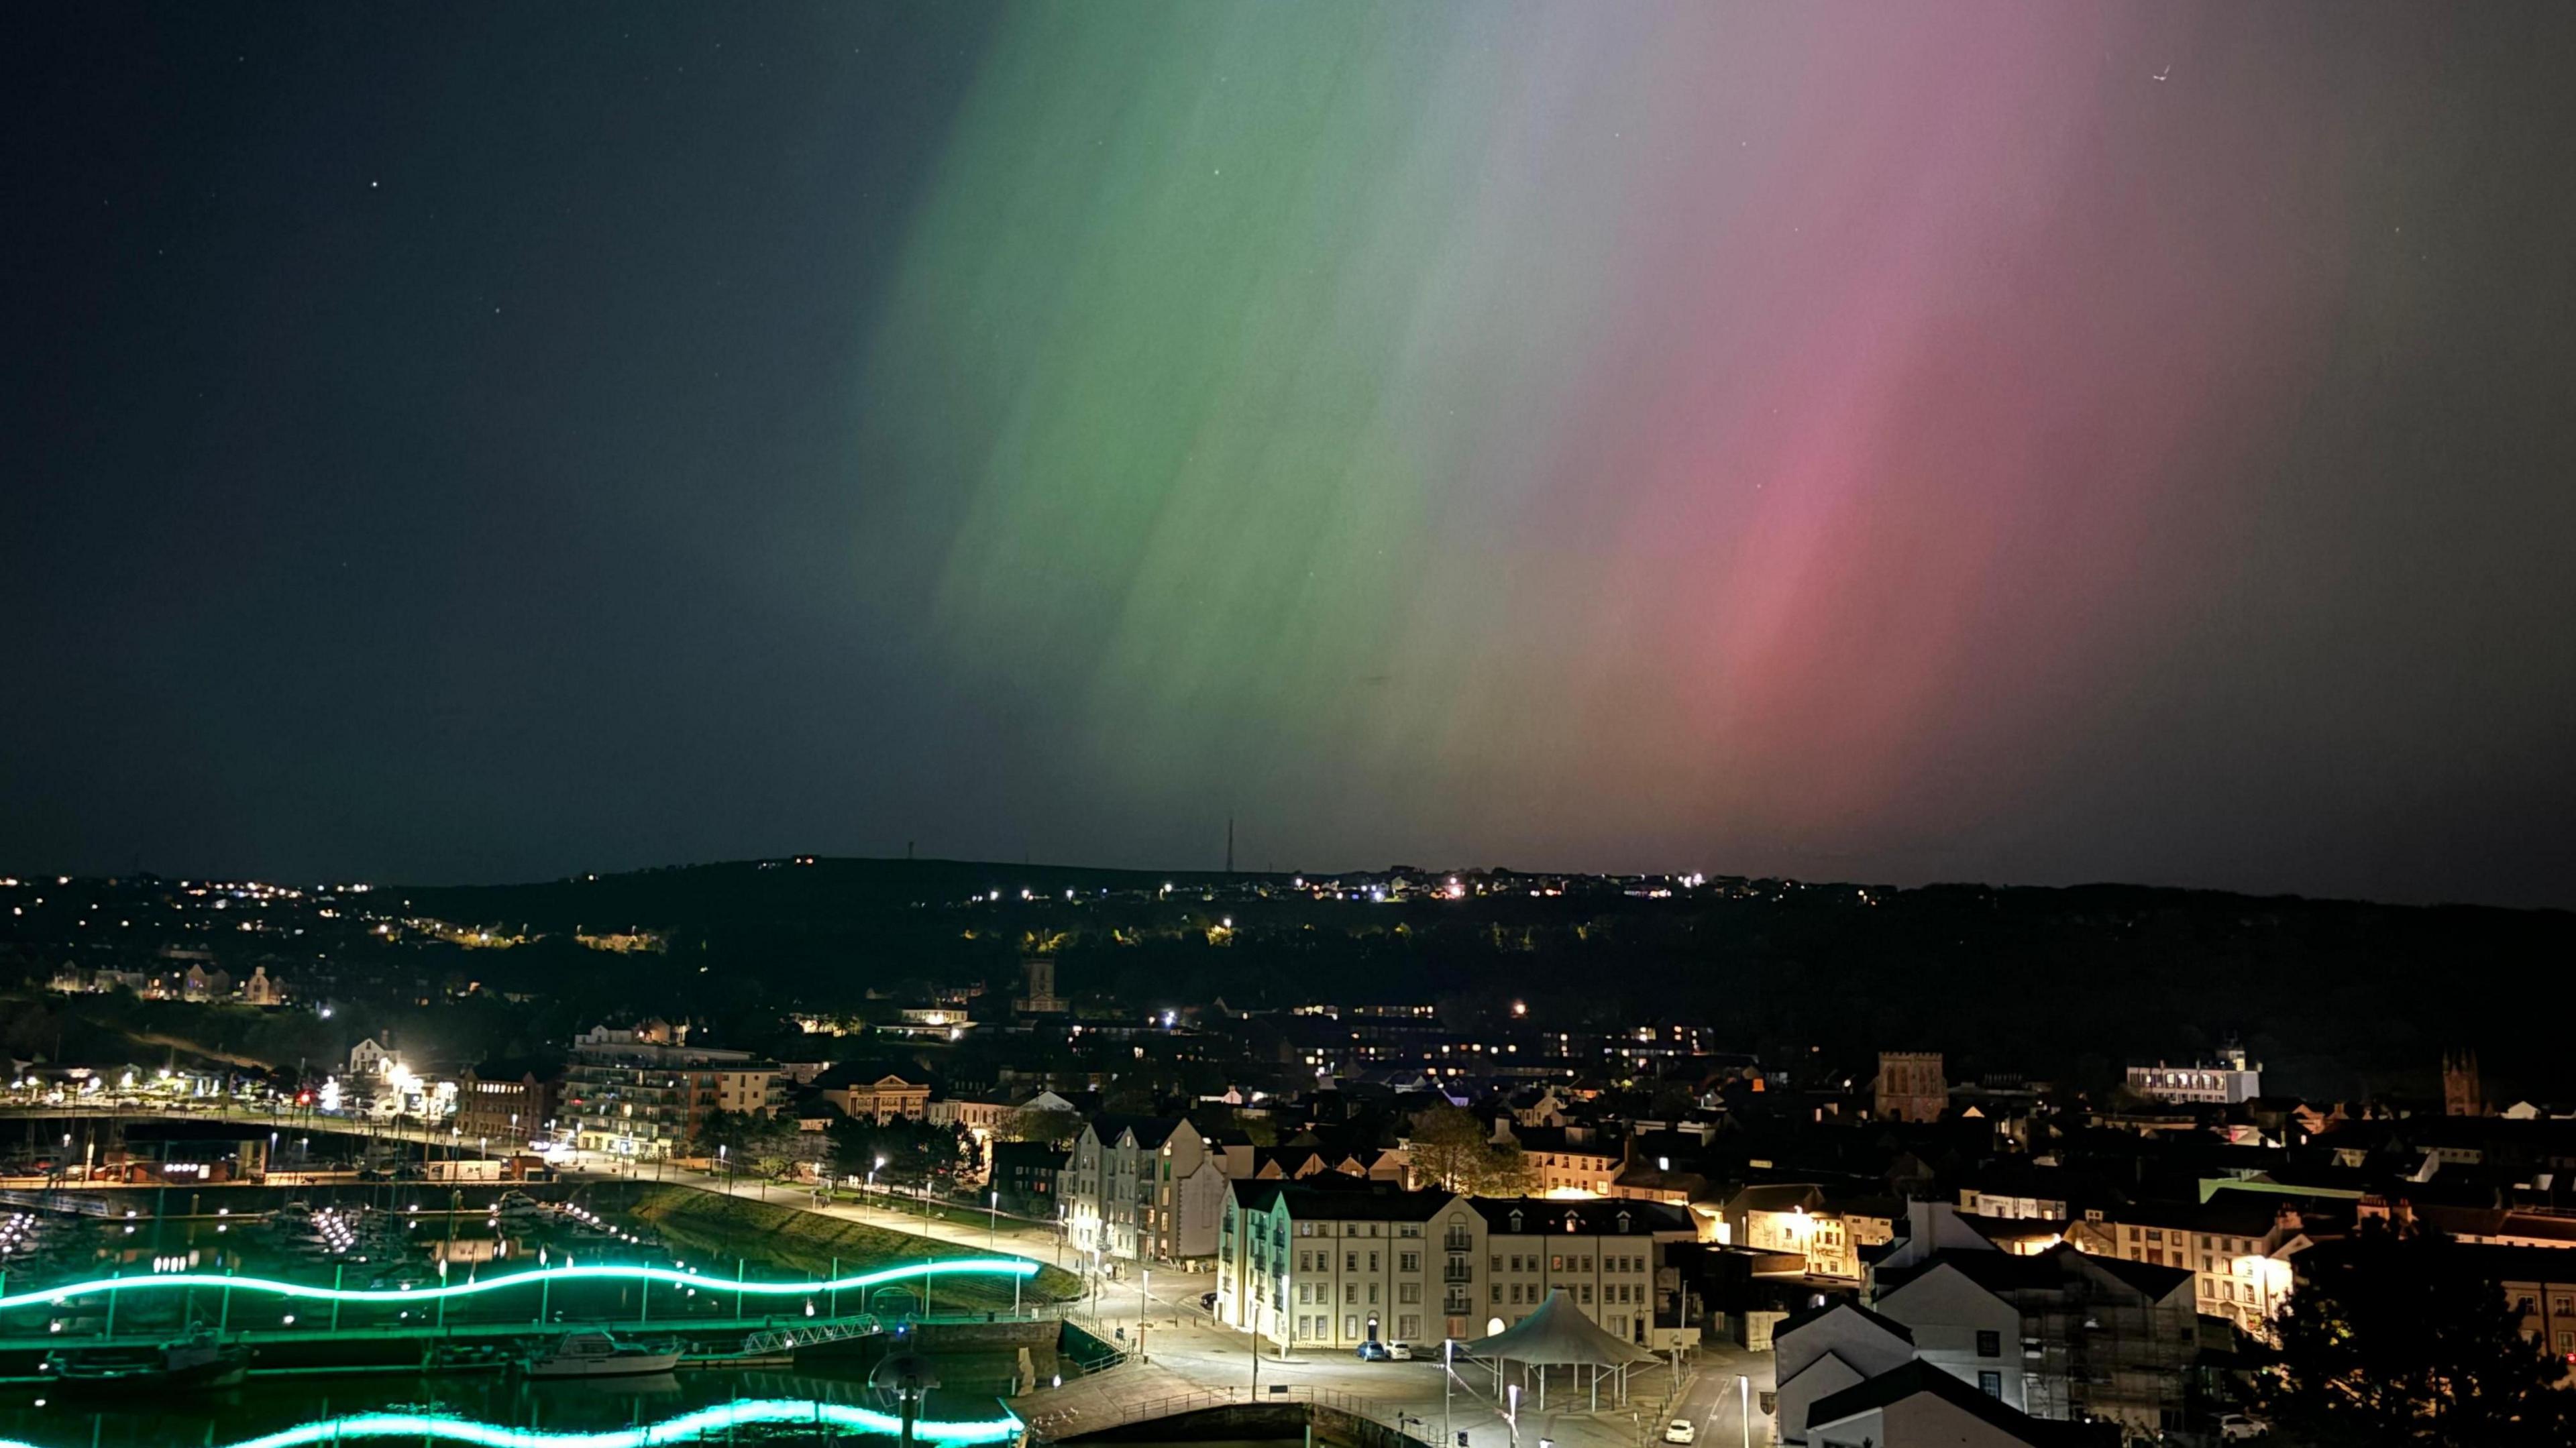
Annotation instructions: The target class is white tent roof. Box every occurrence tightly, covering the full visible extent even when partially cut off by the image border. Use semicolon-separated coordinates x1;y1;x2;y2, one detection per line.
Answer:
1454;1289;1657;1368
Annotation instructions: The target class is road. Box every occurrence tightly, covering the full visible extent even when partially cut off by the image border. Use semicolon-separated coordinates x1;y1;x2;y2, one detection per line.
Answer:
603;1158;1784;1445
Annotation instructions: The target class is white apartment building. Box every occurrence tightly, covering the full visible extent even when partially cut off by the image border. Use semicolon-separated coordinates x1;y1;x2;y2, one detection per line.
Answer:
1062;1117;1242;1265
1217;1182;1465;1349
1214;1184;1694;1352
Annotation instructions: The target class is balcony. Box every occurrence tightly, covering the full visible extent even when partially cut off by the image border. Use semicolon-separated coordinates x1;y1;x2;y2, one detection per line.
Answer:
1442;1264;1474;1284
1442;1234;1474;1254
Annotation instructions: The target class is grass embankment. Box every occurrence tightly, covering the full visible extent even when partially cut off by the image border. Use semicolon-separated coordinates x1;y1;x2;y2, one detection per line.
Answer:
602;1184;1081;1312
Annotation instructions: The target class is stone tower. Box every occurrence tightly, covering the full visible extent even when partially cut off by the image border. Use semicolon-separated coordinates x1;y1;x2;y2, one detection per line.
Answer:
2443;1050;2485;1117
1876;1051;1947;1123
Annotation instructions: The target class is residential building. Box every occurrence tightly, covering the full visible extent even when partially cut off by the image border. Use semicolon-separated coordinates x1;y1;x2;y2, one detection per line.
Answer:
1509;1124;1622;1197
1216;1181;1464;1349
1870;1237;2195;1437
2063;1196;2308;1335
1804;1361;2092;1448
1773;1301;1918;1445
1876;1052;1947;1124
820;1068;930;1124
1063;1117;1238;1264
990;1139;1063;1217
1473;1197;1696;1348
928;1094;1017;1163
348;1038;394;1077
241;966;285;1006
456;1057;564;1150
1721;1184;1900;1281
561;1026;775;1158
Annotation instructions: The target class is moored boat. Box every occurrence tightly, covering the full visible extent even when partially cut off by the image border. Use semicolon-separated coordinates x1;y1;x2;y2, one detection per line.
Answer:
522;1331;682;1379
41;1324;250;1392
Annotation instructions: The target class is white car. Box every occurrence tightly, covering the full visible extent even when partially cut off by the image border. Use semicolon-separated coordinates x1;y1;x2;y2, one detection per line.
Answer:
1663;1422;1696;1445
1385;1341;1415;1361
2217;1414;2267;1441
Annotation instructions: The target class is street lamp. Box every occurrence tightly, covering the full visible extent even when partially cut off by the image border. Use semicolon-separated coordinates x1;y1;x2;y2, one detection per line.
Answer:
988;1189;998;1249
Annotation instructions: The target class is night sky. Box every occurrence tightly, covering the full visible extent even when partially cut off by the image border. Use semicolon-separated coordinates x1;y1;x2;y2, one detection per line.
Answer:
7;3;2573;906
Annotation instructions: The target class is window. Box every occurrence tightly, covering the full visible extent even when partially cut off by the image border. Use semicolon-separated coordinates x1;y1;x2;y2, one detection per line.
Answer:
1550;1255;1564;1272
1400;1284;1421;1304
1346;1253;1358;1272
1369;1252;1379;1272
1401;1252;1420;1272
1368;1284;1380;1303
1978;1372;2002;1399
1580;1284;1593;1304
1491;1256;1503;1274
1400;1314;1421;1338
1345;1315;1359;1339
1977;1331;2000;1358
1491;1284;1502;1303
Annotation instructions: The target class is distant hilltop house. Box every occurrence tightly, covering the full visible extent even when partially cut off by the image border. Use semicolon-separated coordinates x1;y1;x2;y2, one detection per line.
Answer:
348;1036;395;1077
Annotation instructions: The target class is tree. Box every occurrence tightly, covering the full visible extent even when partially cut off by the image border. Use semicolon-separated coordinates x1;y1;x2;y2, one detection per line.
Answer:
1407;1103;1493;1192
2254;1225;2576;1447
1470;1138;1537;1197
1002;1107;1084;1146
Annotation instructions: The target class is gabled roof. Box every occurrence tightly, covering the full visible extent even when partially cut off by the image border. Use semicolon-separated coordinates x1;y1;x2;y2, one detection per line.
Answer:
1876;1245;2191;1306
1775;1296;1914;1346
1230;1178;1458;1222
1472;1198;1695;1237
1805;1361;2092;1445
1079;1114;1187;1150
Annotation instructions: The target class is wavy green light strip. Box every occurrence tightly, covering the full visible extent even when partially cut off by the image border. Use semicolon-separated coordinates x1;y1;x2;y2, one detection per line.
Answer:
0;1258;1036;1315
0;1397;1023;1447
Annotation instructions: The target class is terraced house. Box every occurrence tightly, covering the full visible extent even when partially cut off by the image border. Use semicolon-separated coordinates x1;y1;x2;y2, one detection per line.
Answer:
1061;1116;1242;1265
1216;1184;1695;1352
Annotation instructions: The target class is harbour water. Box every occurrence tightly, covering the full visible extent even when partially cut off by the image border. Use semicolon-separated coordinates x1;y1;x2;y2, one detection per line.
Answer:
0;1363;1024;1446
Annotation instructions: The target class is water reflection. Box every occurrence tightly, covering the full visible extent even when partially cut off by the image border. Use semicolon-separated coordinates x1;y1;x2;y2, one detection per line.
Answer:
0;1374;1022;1448
0;1393;1021;1446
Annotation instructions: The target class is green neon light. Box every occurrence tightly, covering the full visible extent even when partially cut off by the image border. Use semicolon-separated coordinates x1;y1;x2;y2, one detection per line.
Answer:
0;1258;1035;1315
0;1397;1024;1447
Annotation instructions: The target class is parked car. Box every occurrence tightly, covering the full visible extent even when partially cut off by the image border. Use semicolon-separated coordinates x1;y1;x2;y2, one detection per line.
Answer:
1662;1422;1696;1445
1382;1341;1416;1361
1199;1291;1220;1313
1354;1340;1393;1362
2218;1414;2268;1441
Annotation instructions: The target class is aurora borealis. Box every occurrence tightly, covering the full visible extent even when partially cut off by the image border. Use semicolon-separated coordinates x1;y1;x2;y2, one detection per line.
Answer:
7;2;2575;903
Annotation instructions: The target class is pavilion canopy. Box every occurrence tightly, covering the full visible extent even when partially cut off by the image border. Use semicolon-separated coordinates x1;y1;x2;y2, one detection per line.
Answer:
1453;1289;1656;1368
